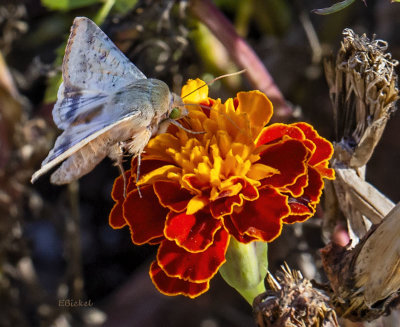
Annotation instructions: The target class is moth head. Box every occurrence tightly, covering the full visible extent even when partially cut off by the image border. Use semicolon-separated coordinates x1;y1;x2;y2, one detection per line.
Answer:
169;93;188;120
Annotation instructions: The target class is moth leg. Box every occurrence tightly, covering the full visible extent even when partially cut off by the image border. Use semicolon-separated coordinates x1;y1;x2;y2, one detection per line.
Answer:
114;142;128;198
167;118;205;134
136;152;142;198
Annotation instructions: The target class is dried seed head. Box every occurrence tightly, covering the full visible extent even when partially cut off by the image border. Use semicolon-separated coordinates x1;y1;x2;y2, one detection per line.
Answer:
253;264;338;327
324;28;399;168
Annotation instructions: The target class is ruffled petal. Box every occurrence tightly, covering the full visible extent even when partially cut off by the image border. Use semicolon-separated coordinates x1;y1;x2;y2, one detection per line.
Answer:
256;123;305;146
153;180;193;212
259;139;309;188
222;215;257;244
284;173;308;197
304;166;324;204
164;210;222;252
124;185;168;244
210;195;242;218
149;261;209;298
109;171;132;229
314;161;335;179
231;187;289;242
293;122;334;166
157;228;229;282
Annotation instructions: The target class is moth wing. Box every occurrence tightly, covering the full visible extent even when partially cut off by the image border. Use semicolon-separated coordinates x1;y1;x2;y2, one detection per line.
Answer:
52;84;108;130
31;95;153;183
63;16;146;93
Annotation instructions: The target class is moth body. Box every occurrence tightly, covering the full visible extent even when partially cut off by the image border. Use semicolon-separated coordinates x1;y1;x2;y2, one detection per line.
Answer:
31;17;187;185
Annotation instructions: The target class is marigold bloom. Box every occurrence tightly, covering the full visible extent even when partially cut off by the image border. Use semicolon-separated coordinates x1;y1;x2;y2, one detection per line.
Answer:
110;79;334;298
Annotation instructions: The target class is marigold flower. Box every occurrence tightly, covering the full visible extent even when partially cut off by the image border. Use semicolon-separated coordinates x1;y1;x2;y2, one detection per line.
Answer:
109;79;334;298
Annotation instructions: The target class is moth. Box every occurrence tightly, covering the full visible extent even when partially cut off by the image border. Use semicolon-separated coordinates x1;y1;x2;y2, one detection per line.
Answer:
31;17;191;191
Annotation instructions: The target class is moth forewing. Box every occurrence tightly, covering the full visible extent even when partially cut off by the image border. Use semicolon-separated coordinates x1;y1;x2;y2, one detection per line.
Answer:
31;16;187;187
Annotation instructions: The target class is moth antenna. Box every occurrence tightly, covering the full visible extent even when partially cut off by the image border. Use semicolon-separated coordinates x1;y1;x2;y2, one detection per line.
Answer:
168;118;205;134
182;69;246;100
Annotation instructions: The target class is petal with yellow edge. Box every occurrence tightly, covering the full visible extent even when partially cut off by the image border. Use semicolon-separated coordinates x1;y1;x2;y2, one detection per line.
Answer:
259;139;309;188
150;261;209;298
124;185;168;245
231;187;289;242
164;210;222;252
157;228;229;282
154;180;193;212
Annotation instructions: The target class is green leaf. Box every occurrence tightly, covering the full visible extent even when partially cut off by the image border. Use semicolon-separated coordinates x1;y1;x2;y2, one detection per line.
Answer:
312;0;356;15
41;0;101;11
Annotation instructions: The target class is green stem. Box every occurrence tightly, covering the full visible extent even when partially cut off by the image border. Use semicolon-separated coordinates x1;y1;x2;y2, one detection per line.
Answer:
94;0;116;25
219;238;268;305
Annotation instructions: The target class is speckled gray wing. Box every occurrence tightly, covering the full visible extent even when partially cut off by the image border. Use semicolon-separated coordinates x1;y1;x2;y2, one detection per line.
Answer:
63;16;145;92
53;16;146;129
31;81;164;183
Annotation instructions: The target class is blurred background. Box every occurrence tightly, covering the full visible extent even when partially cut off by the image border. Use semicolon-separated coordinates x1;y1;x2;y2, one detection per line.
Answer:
0;0;399;326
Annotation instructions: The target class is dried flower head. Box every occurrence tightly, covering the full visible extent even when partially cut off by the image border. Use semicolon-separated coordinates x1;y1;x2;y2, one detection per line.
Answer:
253;264;339;327
325;28;398;168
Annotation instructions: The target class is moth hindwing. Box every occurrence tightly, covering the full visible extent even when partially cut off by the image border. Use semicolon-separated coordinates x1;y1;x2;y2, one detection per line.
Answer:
31;16;187;186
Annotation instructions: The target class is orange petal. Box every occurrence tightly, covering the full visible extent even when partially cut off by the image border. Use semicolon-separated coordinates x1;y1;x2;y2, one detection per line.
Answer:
236;91;273;139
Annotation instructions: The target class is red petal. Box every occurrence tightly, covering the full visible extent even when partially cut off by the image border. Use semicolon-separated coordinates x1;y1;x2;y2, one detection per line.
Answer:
283;213;313;224
260;139;308;188
210;195;242;218
157;228;229;282
150;261;209;298
231;187;289;242
304;166;324;204
154;180;193;212
222;215;257;244
256;123;304;146
109;171;132;229
284;173;308;197
314;161;335;179
293;123;334;166
165;210;222;252
124;185;168;244
109;202;126;229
